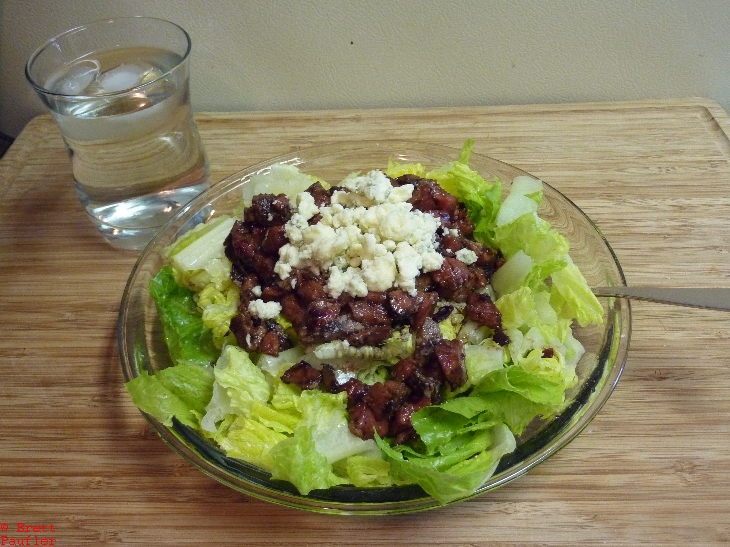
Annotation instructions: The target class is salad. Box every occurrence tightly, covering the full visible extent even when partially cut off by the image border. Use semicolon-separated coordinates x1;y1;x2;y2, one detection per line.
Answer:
126;140;603;504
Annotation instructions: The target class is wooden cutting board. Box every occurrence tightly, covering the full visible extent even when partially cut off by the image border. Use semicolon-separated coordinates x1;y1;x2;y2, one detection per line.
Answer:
1;98;729;546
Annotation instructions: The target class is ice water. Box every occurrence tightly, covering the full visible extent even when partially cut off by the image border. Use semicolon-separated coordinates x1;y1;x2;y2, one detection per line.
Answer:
43;46;209;249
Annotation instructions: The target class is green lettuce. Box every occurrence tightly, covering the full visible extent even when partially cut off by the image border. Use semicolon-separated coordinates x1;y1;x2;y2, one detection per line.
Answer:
202;350;385;495
201;345;271;431
165;215;240;348
211;380;302;470
425;140;503;246
550;257;605;326
473;363;566;408
149;265;218;367
385;160;427;178
463;342;505;387
376;418;516;505
125;364;214;428
165;215;236;264
243;162;320;206
494;214;570;263
269;390;382;494
336;455;394;487
269;426;348;495
217;416;288;471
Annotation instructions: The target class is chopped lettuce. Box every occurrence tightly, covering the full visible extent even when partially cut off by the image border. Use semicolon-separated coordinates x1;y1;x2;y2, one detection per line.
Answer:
269;426;348;495
463;342;505;387
550;256;605;326
307;328;414;366
385;160;427;178
473;360;567;408
203;345;271;427
376;421;516;505
425;140;503;247
258;389;381;495
199;350;386;495
196;282;239;348
495;214;570;264
167;215;237;276
125;364;214;428
165;215;240;348
217;416;288;470
335;454;394;487
299;391;381;464
243;162;320;206
212;380;302;470
257;346;306;378
149;265;218;367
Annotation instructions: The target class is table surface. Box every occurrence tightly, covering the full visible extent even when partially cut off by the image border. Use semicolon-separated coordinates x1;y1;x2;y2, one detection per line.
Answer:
1;99;729;546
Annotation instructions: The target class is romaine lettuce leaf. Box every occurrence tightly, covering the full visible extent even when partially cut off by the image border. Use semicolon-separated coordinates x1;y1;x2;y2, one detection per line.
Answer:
425;141;503;247
243;162;320;206
125;364;214;428
336;455;394;487
473;362;566;407
204;354;382;495
167;215;237;274
164;215;241;348
149;265;218;367
550;257;605;326
494;213;569;264
208;345;271;418
156;363;215;417
463;342;505;387
196;282;239;348
269;426;348;495
496;286;570;345
384;160;427;178
463;391;553;436
211;381;302;469
375;423;516;505
217;416;288;471
298;390;381;464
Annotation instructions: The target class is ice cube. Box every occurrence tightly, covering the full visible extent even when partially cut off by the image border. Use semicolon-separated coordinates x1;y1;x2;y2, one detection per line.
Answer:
49;59;100;95
93;62;159;94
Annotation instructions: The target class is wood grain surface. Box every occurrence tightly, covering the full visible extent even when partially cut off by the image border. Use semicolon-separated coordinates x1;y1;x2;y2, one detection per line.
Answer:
1;99;729;546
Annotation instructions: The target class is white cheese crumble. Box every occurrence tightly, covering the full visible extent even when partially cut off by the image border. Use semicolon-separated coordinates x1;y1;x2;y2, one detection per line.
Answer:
274;170;444;297
247;299;282;320
455;248;478;265
313;339;397;361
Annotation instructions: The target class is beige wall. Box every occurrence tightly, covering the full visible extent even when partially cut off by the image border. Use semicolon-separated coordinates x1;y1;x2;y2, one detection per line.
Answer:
2;0;729;138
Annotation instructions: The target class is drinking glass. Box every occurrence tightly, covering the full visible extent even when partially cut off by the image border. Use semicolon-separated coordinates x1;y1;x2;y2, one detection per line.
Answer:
26;17;210;250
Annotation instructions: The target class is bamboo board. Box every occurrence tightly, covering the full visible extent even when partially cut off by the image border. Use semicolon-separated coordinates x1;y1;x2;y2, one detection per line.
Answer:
1;99;729;546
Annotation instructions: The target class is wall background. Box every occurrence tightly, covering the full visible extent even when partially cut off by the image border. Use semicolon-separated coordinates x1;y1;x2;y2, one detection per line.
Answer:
2;0;729;138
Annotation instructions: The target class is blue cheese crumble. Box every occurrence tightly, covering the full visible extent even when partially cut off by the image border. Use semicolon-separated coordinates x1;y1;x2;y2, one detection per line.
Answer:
274;170;444;297
248;299;282;319
455;248;478;265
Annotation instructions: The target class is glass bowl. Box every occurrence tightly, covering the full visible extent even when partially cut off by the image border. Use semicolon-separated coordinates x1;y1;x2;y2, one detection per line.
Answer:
118;141;631;514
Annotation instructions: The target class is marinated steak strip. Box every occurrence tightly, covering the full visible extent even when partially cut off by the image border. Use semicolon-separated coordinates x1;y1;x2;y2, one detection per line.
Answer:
243;193;292;226
281;360;322;390
433;339;466;389
230;311;291;356
465;292;510;346
465;292;502;329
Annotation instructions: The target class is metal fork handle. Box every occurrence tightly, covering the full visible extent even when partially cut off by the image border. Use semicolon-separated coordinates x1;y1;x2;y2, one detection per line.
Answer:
591;287;730;311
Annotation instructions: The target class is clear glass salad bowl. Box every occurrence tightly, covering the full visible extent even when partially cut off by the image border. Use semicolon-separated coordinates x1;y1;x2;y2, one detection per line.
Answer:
118;141;631;514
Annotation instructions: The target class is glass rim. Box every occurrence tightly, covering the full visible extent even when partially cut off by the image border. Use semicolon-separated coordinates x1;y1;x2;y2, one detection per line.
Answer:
25;16;192;99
